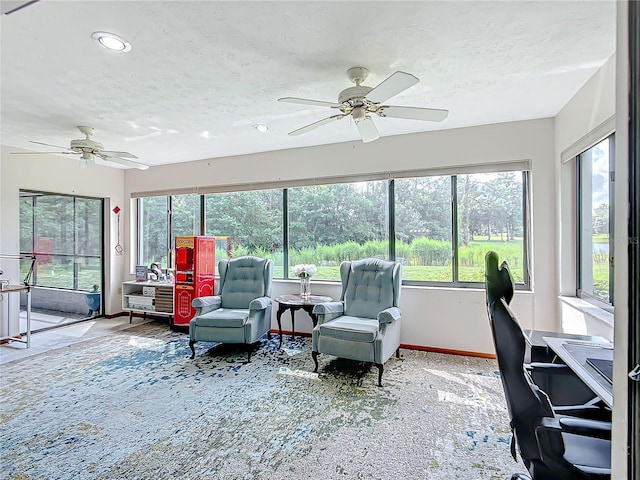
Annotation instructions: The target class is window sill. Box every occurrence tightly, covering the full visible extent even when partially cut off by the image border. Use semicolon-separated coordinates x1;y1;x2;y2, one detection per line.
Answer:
558;295;614;327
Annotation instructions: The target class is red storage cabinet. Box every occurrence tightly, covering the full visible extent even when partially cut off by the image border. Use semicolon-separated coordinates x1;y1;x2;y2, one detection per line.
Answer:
173;236;215;326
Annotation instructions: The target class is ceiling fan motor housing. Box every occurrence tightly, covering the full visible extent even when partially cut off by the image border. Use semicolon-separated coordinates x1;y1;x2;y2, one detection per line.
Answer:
338;86;373;105
70;138;103;152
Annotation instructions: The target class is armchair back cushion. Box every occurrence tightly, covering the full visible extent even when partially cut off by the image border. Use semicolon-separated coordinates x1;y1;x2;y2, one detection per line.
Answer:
219;256;272;309
341;258;401;319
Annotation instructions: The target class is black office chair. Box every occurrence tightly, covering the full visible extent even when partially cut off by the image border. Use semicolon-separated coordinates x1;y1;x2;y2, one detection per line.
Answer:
485;252;611;480
485;252;610;419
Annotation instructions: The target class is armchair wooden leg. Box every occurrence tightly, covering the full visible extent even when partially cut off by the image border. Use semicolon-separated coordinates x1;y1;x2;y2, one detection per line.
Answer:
375;363;384;387
395;347;400;359
312;351;319;373
189;340;196;359
246;344;252;363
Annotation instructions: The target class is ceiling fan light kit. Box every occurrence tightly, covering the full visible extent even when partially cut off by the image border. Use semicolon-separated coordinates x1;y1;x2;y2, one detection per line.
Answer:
279;66;449;143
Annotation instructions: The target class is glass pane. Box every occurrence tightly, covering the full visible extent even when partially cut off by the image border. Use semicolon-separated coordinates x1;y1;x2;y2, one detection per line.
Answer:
204;189;283;275
579;138;610;302
457;172;525;282
139;196;169;267
76;256;102;291
75;197;102;256
35;195;74;255
32;255;75;289
288;181;388;281
18;191;103;302
19;195;33;253
170;194;201;249
395;176;453;281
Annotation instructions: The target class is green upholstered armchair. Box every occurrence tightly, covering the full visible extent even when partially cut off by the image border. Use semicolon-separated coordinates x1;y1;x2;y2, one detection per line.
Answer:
312;258;402;387
188;256;273;362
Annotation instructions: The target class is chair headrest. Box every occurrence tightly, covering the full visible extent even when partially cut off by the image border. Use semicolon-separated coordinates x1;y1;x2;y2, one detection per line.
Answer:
485;251;514;306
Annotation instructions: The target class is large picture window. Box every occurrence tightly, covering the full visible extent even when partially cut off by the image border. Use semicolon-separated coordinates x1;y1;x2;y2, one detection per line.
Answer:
395;172;526;284
205;189;283;272
137;168;530;288
138;196;169;267
395;176;453;282
138;194;202;269
19;190;103;290
288;181;389;281
577;135;614;306
456;172;526;283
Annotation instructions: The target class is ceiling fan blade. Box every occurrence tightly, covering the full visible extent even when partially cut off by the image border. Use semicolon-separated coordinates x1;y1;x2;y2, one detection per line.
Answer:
2;0;40;15
288;114;345;136
366;71;419;104
29;140;74;151
378;105;449;122
100;150;138;159
96;154;149;170
356;117;380;143
12;151;78;155
279;97;342;108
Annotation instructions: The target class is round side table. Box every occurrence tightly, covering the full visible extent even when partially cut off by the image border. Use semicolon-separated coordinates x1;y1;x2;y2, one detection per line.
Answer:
274;294;333;348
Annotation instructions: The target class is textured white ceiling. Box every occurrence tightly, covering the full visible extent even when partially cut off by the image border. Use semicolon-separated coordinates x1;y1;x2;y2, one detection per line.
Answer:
0;1;616;169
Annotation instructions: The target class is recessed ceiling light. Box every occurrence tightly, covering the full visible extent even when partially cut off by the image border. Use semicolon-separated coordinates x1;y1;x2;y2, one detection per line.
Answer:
254;124;269;132
91;31;132;52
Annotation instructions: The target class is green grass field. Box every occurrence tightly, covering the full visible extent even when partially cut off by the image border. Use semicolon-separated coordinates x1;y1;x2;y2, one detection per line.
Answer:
23;236;608;292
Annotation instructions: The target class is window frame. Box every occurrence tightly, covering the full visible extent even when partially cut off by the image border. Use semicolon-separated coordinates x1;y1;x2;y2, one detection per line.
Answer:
136;169;531;289
576;133;615;310
398;172;530;289
19;189;104;292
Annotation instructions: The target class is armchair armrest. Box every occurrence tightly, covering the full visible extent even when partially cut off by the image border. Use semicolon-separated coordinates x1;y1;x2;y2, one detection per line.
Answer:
249;296;271;311
192;296;222;316
313;301;344;324
378;307;401;324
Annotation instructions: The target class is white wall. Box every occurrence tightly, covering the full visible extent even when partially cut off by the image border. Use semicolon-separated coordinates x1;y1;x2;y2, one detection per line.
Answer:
611;2;629;477
126;118;555;355
553;42;622;478
554;53;616;337
0;146;126;338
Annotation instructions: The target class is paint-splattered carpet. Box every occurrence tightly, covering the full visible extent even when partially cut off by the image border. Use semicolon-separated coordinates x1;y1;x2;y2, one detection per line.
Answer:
0;322;527;479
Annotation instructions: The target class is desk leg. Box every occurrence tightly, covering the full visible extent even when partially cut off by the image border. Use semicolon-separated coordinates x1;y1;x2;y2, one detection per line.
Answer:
129;310;133;324
276;305;285;349
26;288;31;348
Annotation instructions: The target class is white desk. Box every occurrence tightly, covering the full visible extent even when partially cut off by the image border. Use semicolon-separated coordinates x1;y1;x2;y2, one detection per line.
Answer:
543;336;613;408
0;284;32;348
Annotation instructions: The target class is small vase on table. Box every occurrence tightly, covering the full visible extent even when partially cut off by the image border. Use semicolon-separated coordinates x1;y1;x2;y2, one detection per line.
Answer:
300;277;311;300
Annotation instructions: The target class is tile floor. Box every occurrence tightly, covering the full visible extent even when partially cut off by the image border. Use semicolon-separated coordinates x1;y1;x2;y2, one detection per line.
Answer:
19;308;88;334
0;314;155;365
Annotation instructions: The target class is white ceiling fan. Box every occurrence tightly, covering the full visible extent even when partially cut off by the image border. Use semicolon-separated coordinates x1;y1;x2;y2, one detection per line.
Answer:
12;126;149;170
279;66;449;143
